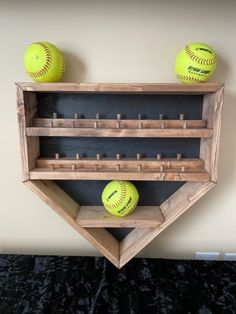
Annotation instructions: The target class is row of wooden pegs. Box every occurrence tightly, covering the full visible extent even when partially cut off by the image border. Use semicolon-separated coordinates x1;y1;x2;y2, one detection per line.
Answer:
53;153;184;160
50;113;188;129
51;113;186;119
49;153;186;172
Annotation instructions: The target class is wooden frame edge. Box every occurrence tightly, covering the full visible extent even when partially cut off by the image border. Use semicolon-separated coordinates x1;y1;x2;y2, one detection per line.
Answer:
200;87;224;183
15;82;224;93
24;180;120;268
119;181;215;268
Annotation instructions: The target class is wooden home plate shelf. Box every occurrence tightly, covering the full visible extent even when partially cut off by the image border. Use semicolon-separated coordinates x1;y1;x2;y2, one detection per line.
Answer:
16;82;224;268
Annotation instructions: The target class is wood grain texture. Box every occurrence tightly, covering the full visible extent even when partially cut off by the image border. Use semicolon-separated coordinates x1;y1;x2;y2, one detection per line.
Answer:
76;206;164;228
25;180;119;267
34;118;207;129
16;82;224;268
200;87;224;182
17;88;39;181
119;181;215;268
160;181;215;221
27;127;213;138
35;157;205;170
29;169;210;181
16;82;224;93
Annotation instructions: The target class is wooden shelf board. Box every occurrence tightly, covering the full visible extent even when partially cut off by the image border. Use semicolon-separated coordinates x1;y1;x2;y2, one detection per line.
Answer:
26;127;213;138
29;168;210;181
75;206;164;228
16;82;224;94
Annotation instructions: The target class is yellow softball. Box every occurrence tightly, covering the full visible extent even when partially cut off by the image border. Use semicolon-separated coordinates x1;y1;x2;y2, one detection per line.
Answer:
175;42;217;83
24;41;65;82
102;180;139;217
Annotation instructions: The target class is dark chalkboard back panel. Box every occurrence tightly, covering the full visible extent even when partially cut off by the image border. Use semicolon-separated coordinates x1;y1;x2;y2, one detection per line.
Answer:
40;137;200;159
37;93;203;120
56;180;184;206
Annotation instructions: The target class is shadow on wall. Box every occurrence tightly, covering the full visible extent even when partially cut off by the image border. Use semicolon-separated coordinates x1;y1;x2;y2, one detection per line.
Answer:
213;53;236;190
213;54;231;83
218;91;236;189
62;50;86;82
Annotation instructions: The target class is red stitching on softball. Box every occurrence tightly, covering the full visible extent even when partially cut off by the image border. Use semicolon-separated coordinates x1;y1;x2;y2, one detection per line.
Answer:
185;45;216;66
176;74;205;83
26;42;64;79
104;181;127;210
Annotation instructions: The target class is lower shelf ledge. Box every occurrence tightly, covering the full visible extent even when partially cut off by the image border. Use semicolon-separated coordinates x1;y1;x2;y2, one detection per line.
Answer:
75;206;164;228
29;169;210;181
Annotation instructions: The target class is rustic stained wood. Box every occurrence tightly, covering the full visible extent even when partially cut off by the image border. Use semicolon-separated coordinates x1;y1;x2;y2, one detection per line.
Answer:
29;169;210;181
16;82;223;94
35;157;205;170
76;206;164;228
119;181;215;268
33;118;207;129
17;88;39;181
26;127;213;138
200;87;224;182
16;82;224;269
25;180;120;267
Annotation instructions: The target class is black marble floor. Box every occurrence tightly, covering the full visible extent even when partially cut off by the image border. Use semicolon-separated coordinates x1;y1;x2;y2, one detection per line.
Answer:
0;255;235;314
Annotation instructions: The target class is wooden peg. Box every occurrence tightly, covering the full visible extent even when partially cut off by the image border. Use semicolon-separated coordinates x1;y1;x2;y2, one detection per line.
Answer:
116;121;120;129
138;121;143;129
157;154;161;160
116;164;120;171
96;154;101;160
50;164;54;170
161;122;165;129
138;113;142;120
159;114;164;120
53;112;57;119
183;122;187;129
94;121;98;128
95;164;99;171
50;120;54;128
177;153;182;161
117;113;121;120
138;165;142;172
71;164;76;171
55;153;60;160
160;173;165;181
179;113;184;120
76;153;80;160
96;113;100;120
71;121;75;128
160;165;164;172
116;154;121;160
181;165;186;172
136;154;141;160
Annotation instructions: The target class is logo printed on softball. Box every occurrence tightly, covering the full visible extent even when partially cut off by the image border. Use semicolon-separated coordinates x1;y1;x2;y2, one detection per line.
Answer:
107;190;118;201
185;44;216;66
175;42;217;83
188;66;211;76
196;47;212;54
102;180;139;217
118;197;132;214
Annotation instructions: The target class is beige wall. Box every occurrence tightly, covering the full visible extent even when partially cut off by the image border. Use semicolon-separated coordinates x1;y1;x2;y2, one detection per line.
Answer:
0;0;235;259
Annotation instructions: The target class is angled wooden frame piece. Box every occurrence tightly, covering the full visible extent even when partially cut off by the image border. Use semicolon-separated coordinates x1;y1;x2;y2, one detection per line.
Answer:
25;180;120;268
119;181;215;268
17;82;224;269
